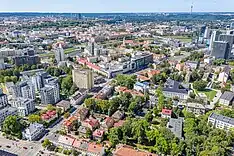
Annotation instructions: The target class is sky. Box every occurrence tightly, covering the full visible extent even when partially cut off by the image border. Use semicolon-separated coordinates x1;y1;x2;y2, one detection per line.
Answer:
1;0;234;13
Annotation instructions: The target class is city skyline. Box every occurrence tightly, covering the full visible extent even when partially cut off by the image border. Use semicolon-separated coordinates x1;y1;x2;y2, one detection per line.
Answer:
1;0;234;13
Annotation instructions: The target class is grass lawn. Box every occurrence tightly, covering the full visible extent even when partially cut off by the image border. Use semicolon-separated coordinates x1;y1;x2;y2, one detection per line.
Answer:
165;35;192;43
197;89;217;101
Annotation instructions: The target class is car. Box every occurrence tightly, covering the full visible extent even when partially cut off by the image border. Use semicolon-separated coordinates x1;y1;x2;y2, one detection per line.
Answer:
30;146;33;149
6;145;11;148
39;151;44;154
23;147;27;149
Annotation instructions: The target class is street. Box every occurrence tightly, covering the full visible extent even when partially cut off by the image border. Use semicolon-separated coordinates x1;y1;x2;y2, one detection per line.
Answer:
0;135;43;156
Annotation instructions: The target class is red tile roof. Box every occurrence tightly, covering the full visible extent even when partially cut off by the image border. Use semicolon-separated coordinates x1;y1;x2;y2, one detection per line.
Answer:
162;109;172;115
93;129;105;138
113;145;157;156
114;120;125;128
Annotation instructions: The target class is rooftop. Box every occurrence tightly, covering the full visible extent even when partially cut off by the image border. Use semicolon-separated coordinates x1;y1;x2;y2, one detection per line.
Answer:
209;113;234;125
220;91;234;101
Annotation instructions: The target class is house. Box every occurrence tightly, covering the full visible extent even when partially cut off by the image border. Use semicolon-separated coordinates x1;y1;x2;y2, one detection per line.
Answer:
41;110;57;123
147;69;160;79
112;110;124;122
114;120;125;128
186;103;207;115
218;66;230;84
101;117;115;130
133;82;149;93
22;123;45;141
208;113;234;131
78;126;88;137
167;118;183;139
70;89;88;105
56;100;71;113
75;107;89;121
93;129;105;141
163;79;189;100
51;134;105;156
113;144;157;156
175;63;184;71
185;61;198;69
115;86;144;98
81;117;100;131
219;91;234;106
94;85;114;100
161;109;172;118
63;116;78;132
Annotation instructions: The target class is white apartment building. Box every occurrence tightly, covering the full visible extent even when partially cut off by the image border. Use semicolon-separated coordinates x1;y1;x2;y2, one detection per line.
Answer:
12;98;35;117
0;106;17;126
22;123;45;141
208;113;234;131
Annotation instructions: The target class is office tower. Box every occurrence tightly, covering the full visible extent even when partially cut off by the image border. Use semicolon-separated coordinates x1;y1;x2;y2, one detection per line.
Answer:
72;69;94;90
199;25;206;37
11;98;35;117
12;81;35;100
209;30;222;51
55;43;65;63
88;38;95;56
40;79;60;105
219;34;234;59
211;41;228;59
0;88;8;109
204;26;211;38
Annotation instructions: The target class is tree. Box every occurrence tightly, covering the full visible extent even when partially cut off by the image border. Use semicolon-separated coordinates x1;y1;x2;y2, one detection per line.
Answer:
42;139;52;148
84;98;96;110
47;104;56;111
61;75;73;96
28;114;41;123
193;80;208;91
108;128;122;147
86;128;92;138
2;116;23;139
64;112;70;119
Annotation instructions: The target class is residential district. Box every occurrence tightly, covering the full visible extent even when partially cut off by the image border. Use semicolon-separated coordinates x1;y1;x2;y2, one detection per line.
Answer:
0;13;234;156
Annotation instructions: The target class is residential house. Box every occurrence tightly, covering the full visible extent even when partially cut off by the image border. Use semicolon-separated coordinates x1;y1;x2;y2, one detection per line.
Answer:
219;91;234;106
186;103;207;115
101;117;115;130
51;134;105;156
208;113;234;131
63;116;78;132
78;126;88;137
94;85;114;99
22;123;45;141
115;86;144;98
41;110;57;123
92;129;105;141
75;107;89;121
175;63;184;71
185;61;198;70
218;66;230;84
81;117;100;131
133;82;149;93
56;100;71;113
161;109;172;119
113;120;125;128
167;118;183;139
112;110;124;122
163;79;189;100
70;89;88;105
113;144;157;156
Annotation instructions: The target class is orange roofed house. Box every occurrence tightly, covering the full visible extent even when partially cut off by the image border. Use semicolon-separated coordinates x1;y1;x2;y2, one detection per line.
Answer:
74;107;89;121
63;116;78;132
113;144;157;156
41;110;57;123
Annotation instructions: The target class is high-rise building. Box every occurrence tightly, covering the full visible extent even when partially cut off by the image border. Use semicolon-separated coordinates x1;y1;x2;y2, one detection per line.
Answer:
72;69;94;90
204;26;211;38
0;88;8;109
209;30;222;51
40;78;60;105
11;98;35;117
55;44;65;63
211;41;228;59
219;34;234;59
12;81;35;100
